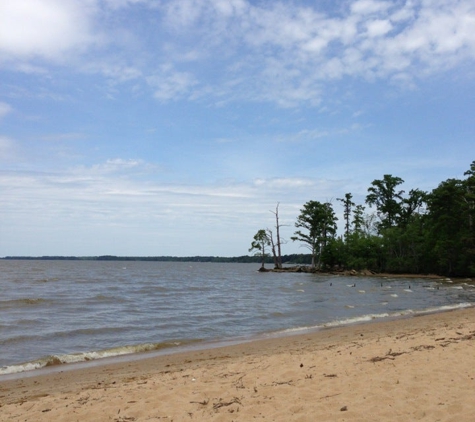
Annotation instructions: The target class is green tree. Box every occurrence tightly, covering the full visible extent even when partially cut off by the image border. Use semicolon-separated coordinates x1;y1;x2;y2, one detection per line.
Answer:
424;162;475;276
463;160;475;234
366;174;405;231
399;189;427;228
351;204;366;235
249;229;270;269
426;178;468;275
337;193;355;238
291;201;338;269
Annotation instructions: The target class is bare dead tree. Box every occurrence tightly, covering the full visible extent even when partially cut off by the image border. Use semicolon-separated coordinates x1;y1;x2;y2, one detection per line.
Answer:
269;203;287;269
266;228;279;269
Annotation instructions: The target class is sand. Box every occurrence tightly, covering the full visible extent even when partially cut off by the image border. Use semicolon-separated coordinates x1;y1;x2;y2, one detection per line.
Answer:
1;307;475;421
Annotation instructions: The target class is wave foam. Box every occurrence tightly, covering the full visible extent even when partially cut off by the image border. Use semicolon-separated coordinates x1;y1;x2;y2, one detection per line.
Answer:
268;303;474;337
0;340;198;376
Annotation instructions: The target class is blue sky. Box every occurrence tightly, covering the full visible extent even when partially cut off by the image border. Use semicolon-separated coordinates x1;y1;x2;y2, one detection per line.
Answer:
0;0;474;257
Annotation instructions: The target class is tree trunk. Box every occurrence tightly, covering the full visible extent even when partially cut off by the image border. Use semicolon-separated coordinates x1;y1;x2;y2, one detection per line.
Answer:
272;203;283;269
267;229;279;269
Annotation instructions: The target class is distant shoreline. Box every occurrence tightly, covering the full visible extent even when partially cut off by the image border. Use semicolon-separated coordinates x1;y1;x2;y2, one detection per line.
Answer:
0;254;304;264
2;256;473;281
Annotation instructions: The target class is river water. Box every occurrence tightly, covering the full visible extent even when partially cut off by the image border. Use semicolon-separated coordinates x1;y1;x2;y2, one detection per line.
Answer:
1;260;474;375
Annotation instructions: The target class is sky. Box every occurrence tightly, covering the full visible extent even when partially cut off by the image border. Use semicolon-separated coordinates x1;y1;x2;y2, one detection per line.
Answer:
0;0;474;257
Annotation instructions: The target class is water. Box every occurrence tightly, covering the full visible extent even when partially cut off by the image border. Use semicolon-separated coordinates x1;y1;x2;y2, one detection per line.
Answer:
1;260;475;375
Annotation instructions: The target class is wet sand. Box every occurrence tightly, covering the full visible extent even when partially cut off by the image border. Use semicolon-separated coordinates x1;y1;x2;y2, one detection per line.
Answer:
1;307;474;421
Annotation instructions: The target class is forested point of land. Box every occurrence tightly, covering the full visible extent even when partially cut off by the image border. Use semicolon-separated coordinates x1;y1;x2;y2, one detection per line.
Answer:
250;161;475;277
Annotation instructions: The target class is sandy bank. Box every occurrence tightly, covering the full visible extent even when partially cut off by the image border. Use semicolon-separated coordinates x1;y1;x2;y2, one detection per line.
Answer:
1;308;475;421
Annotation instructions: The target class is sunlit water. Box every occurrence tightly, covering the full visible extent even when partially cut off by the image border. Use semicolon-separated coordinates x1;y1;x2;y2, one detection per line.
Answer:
1;260;474;375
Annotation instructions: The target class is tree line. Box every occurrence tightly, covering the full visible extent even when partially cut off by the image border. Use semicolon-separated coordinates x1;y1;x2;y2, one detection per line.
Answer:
250;161;475;277
1;254;312;264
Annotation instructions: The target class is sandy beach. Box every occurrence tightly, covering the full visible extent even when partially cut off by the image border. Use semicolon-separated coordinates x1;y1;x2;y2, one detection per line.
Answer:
1;307;474;421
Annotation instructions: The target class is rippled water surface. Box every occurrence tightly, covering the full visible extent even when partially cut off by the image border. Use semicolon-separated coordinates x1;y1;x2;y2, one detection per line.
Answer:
1;260;475;374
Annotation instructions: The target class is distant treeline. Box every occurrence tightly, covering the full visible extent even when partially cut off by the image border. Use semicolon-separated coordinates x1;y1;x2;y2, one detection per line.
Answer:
1;254;313;264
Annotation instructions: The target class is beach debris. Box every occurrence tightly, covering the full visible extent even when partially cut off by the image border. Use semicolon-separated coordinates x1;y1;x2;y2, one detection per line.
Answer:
190;399;209;406
411;345;435;351
324;373;338;378
370;345;437;363
271;380;294;386
319;393;341;400
213;397;242;409
340;405;348;411
233;375;246;389
300;363;304;368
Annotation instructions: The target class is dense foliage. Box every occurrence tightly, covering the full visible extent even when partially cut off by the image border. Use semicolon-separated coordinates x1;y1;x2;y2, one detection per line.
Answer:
277;161;475;276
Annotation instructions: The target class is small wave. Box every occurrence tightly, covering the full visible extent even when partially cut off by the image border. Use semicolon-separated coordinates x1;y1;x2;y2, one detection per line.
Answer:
323;313;391;327
267;303;474;338
0;340;202;376
0;333;43;347
36;278;59;283
0;298;50;309
323;303;474;328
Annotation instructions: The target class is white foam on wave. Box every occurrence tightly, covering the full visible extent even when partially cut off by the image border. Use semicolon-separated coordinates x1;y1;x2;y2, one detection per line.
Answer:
0;342;186;376
267;303;474;338
323;312;391;327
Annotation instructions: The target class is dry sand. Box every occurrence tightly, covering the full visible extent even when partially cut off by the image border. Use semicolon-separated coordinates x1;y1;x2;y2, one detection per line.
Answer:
1;307;475;421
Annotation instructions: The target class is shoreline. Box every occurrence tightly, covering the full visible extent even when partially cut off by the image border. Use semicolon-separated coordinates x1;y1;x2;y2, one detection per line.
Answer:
2;307;475;421
2;300;472;379
264;266;467;280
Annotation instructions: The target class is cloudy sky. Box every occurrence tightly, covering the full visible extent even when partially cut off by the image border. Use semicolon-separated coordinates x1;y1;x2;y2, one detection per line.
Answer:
0;0;474;257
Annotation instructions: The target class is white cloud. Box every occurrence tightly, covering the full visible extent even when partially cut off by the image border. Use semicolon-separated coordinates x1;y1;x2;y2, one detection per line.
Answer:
0;0;98;61
0;102;13;119
73;158;155;176
351;0;392;15
366;19;393;37
147;65;198;101
157;0;475;103
274;129;331;143
0;160;342;230
0;136;14;159
81;60;143;83
253;177;316;189
2;0;475;106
